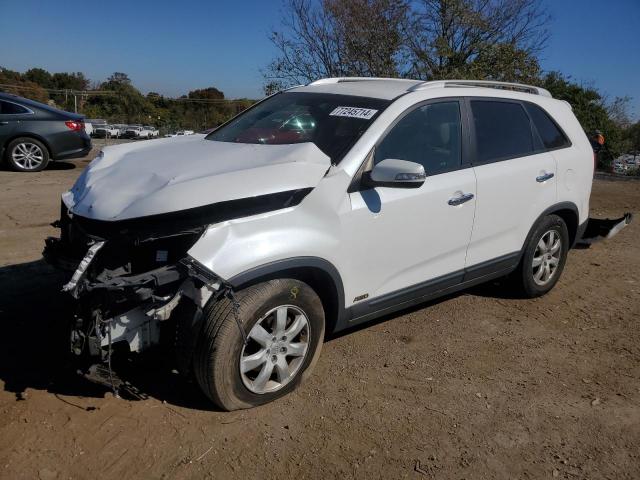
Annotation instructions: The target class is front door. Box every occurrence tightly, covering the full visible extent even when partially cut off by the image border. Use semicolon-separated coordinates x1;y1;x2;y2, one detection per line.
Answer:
342;100;477;311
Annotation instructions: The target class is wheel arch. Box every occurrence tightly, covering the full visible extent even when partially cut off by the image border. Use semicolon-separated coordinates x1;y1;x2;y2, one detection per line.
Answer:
523;201;580;254
228;257;345;335
3;133;53;160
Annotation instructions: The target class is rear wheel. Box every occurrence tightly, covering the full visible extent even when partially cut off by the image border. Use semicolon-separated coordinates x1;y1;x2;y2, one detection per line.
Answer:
193;279;325;411
5;137;50;172
513;214;569;298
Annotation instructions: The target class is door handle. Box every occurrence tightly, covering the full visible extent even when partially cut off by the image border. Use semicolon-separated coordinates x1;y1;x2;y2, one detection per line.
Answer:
536;172;554;182
448;193;474;206
0;121;9;125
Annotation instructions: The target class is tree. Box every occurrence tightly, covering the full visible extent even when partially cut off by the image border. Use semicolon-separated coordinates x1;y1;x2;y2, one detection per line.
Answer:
266;0;549;86
542;72;632;168
404;0;549;80
326;0;408;77
625;122;640;154
542;72;608;134
24;68;53;88
188;87;225;100
0;67;49;103
51;72;89;91
1;67;248;131
607;96;632;129
108;72;132;85
464;42;541;83
88;74;152;123
265;0;408;86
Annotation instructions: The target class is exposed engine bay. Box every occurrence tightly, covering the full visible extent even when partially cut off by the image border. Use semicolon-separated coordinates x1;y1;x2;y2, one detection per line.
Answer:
43;190;311;392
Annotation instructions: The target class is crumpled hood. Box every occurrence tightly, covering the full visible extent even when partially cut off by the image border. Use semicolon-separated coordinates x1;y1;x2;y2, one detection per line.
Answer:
63;136;331;220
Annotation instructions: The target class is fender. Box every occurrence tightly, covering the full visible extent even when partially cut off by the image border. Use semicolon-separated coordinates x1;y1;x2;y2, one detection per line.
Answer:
228;256;347;332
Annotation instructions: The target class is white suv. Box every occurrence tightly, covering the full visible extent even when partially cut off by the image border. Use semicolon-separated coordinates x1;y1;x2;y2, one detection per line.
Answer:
45;78;593;410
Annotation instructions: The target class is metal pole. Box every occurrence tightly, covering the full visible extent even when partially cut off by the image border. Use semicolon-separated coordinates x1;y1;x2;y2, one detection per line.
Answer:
74;94;77;113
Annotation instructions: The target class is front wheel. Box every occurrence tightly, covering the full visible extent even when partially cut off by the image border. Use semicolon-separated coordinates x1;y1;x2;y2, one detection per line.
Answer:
513;214;569;298
193;279;325;411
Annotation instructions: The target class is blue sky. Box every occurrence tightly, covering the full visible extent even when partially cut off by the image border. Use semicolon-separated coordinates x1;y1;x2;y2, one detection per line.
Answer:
0;0;638;117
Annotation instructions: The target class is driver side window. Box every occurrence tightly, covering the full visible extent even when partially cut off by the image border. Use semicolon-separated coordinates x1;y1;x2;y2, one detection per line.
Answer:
374;101;462;176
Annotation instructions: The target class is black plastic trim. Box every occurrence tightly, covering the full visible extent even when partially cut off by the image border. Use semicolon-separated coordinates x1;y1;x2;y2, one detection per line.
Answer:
70;188;313;240
360;171;424;189
576;219;588;246
344;251;520;328
228;256;346;326
343;259;518;330
523;201;580;250
348;270;463;321
463;251;521;282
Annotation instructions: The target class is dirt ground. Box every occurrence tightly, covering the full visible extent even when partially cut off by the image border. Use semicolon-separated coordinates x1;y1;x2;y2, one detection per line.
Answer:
0;145;639;479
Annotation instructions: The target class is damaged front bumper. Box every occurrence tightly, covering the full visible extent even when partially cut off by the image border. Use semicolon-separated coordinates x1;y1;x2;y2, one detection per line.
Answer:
43;204;223;370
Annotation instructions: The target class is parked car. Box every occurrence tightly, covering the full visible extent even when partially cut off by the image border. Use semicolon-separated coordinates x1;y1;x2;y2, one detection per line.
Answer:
85;118;107;137
164;130;195;137
122;125;144;139
93;124;121;138
0;92;92;172
45;78;593;409
143;125;159;138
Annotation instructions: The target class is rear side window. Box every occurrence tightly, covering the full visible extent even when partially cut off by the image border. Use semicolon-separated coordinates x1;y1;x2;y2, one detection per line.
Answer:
471;100;533;163
524;103;570;150
0;100;30;115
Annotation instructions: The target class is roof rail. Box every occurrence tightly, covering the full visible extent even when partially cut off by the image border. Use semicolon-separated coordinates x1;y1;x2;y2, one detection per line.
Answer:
410;80;552;97
309;77;419;85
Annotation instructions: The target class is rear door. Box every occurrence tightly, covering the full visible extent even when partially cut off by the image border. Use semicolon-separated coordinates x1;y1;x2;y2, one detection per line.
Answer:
465;98;557;271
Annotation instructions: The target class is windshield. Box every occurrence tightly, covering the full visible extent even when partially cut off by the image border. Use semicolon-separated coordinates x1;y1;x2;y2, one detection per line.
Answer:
206;92;390;163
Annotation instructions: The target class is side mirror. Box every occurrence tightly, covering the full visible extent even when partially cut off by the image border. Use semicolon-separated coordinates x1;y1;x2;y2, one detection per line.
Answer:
366;159;426;188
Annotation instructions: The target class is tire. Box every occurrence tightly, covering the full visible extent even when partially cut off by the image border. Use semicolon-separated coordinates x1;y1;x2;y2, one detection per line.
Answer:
4;137;50;172
193;279;325;411
513;214;569;298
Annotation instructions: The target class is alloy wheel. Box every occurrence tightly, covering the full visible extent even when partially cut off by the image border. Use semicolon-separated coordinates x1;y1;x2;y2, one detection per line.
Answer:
240;305;310;394
532;229;562;286
12;142;44;170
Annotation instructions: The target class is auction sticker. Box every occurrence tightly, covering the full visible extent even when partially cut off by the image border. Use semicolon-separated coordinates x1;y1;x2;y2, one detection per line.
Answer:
329;106;378;120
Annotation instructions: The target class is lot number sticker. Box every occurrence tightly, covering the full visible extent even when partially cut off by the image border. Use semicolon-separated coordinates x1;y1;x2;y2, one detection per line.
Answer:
329;106;378;120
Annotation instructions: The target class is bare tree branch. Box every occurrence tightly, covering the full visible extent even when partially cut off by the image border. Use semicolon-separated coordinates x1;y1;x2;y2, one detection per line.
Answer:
264;0;550;89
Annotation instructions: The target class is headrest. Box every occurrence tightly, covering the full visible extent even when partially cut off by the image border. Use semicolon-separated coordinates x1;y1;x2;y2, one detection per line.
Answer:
439;123;451;144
